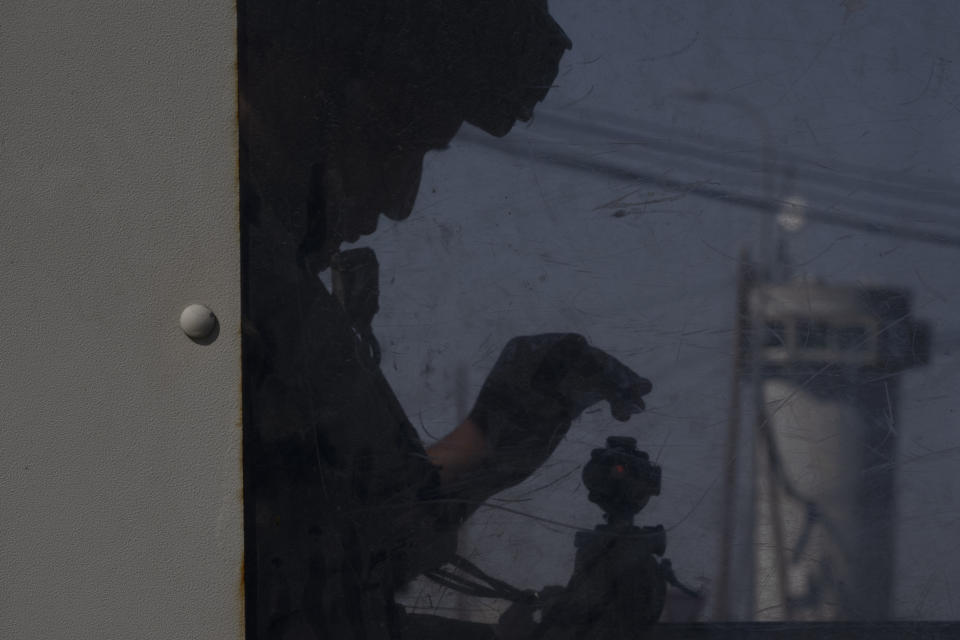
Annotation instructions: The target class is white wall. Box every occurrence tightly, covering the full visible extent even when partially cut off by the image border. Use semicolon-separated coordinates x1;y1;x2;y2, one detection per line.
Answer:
0;3;242;638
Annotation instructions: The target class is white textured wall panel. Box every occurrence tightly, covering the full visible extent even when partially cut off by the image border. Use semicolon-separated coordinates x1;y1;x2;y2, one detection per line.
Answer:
0;3;242;638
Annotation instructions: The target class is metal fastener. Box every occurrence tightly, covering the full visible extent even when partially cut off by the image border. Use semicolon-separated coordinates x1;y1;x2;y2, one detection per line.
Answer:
180;304;218;340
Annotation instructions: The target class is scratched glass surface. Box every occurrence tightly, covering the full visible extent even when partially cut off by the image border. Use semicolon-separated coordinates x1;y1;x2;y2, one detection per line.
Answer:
244;1;960;636
360;1;959;625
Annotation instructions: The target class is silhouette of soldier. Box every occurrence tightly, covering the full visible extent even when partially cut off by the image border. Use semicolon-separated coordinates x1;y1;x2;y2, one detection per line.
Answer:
239;1;651;637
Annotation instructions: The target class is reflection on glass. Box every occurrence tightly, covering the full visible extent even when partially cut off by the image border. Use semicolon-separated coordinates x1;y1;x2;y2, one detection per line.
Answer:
837;326;869;352
796;319;829;351
240;0;960;636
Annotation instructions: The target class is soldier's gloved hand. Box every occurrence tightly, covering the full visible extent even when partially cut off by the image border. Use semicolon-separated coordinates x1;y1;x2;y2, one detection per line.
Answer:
469;333;652;491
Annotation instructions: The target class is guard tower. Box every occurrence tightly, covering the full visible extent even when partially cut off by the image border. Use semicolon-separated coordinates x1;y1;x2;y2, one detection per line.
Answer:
748;280;930;620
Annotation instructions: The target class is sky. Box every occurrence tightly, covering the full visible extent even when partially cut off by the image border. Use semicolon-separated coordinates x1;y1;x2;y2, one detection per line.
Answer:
347;0;960;621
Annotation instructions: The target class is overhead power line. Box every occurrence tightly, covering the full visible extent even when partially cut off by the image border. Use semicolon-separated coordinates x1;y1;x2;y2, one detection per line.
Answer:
531;107;960;229
457;127;960;249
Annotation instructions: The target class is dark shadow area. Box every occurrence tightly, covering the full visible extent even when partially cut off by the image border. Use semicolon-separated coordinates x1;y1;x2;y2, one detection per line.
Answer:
239;2;575;638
